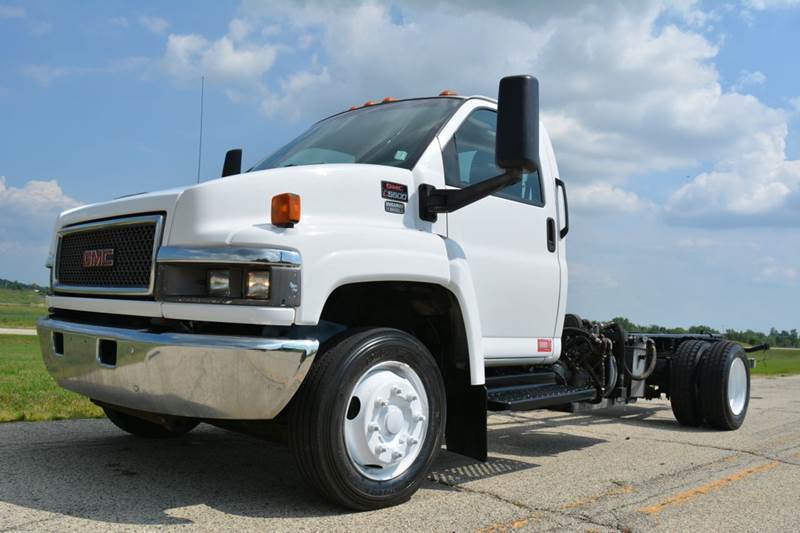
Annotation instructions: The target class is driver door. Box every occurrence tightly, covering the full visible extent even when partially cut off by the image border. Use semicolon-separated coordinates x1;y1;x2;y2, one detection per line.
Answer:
443;107;563;363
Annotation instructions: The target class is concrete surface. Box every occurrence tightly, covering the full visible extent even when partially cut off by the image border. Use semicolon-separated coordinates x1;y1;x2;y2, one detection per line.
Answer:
0;328;36;336
0;376;798;532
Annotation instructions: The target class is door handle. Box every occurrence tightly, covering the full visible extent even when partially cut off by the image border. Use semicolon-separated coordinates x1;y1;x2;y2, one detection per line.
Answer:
546;218;556;253
555;177;569;238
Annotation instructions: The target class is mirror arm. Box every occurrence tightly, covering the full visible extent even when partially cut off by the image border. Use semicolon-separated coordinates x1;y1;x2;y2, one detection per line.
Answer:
418;169;522;222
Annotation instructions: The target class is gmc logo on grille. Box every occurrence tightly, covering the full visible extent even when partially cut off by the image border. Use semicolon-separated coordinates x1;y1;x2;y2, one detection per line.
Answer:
82;248;114;268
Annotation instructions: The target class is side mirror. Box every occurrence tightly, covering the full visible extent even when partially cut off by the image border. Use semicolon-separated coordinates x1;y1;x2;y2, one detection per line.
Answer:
222;148;242;177
418;74;541;222
496;75;539;174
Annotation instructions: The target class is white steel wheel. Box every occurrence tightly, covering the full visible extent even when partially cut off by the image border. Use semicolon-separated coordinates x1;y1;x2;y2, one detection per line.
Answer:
727;357;748;416
344;361;429;481
288;327;446;510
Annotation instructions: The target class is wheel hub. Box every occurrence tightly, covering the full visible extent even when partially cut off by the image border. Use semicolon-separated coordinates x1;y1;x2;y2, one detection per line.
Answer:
727;357;747;416
344;361;429;481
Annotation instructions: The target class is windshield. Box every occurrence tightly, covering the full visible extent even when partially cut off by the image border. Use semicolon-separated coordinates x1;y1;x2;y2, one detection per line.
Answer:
251;98;463;171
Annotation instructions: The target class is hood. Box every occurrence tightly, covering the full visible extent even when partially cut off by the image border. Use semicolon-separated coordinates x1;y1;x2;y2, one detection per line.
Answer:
166;164;414;247
52;163;416;253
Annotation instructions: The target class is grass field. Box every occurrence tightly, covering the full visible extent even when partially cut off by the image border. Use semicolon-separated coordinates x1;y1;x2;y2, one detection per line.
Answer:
0;335;103;422
749;347;800;376
0;287;46;328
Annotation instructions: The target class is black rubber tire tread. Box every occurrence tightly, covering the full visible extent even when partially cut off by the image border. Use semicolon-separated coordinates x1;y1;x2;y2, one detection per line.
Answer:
670;340;710;427
699;341;750;430
103;407;198;438
288;327;446;511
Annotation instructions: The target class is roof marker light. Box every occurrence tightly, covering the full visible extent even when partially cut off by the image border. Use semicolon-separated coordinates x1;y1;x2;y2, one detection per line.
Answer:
439;90;458;96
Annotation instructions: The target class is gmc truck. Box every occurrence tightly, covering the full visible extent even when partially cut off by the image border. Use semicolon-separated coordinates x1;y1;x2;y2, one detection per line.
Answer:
37;76;752;510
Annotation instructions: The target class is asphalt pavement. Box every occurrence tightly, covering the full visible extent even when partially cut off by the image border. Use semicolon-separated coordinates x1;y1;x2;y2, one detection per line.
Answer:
1;376;798;532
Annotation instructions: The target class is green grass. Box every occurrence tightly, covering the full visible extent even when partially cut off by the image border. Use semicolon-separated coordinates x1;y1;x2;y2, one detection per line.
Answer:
0;287;46;328
0;287;46;305
0;335;103;422
0;305;46;328
0;304;46;328
749;347;800;377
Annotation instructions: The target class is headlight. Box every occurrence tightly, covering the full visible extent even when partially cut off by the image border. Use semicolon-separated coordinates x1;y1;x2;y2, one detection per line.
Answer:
207;270;231;297
246;270;270;299
159;263;297;306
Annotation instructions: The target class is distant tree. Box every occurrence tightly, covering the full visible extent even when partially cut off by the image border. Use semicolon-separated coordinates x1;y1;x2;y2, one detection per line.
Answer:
601;318;798;348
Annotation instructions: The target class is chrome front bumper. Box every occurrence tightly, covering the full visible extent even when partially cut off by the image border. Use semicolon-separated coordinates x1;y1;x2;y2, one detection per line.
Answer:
36;318;318;420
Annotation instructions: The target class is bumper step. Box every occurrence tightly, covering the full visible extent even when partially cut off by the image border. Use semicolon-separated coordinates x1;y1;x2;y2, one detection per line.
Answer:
487;383;596;411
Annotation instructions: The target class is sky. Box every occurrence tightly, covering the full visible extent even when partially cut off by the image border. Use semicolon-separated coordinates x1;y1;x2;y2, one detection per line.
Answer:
0;0;798;332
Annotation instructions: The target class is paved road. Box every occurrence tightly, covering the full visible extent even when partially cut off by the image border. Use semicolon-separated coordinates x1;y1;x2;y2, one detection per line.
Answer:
1;376;798;532
0;328;36;336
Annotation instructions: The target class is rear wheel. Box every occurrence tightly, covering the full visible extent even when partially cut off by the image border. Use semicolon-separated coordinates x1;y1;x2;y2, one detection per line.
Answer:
699;341;750;430
288;328;445;510
102;406;198;438
670;340;710;427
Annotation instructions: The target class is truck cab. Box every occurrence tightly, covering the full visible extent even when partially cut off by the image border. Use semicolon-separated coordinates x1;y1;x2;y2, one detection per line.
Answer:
37;76;752;510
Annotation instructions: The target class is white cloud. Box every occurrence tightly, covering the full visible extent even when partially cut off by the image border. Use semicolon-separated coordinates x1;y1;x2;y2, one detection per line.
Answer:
22;57;149;86
161;33;277;84
0;177;81;283
0;4;24;18
569;182;652;213
755;257;798;286
569;262;620;289
744;0;800;9
110;17;129;28
0;176;80;215
732;69;766;92
138;15;169;34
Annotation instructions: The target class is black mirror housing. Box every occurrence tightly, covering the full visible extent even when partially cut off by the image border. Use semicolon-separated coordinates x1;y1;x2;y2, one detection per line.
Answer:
222;148;243;177
496;75;539;174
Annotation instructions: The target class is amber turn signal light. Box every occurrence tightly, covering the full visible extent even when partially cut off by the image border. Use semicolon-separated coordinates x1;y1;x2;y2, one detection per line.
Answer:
271;193;301;228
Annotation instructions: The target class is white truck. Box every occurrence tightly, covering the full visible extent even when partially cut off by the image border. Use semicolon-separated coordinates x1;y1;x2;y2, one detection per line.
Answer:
37;76;753;510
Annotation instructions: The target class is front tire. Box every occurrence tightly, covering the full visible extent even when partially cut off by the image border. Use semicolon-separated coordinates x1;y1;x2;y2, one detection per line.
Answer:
699;341;750;430
288;328;446;510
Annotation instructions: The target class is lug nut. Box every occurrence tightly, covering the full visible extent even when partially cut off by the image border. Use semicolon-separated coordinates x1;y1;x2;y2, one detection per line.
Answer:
368;422;380;432
376;397;388;407
415;414;426;422
376;445;386;454
406;393;417;402
391;386;403;395
391;451;403;460
408;437;419;445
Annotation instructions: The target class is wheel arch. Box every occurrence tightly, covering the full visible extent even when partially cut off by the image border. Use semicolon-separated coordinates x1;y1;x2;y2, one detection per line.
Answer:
318;280;488;461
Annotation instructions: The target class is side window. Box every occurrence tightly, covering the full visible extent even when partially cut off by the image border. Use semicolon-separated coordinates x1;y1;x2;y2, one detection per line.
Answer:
444;108;543;206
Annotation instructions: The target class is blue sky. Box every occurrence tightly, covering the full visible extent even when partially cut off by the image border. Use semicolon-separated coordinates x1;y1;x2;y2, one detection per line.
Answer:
1;0;798;332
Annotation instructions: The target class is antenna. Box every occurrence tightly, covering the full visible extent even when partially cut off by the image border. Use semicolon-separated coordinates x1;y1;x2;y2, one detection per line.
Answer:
196;75;205;184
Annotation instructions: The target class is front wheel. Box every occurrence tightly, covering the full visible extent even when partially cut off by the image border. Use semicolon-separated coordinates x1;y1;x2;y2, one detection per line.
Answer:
699;341;750;430
288;328;446;510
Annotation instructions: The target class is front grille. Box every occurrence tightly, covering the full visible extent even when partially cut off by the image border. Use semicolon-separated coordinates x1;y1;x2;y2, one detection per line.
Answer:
55;215;163;294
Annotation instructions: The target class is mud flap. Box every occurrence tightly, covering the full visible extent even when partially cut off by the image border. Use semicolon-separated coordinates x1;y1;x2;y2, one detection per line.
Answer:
445;368;487;462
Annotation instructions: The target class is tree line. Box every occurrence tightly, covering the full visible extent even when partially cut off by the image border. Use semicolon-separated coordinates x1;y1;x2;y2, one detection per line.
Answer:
0;278;45;291
610;317;799;348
